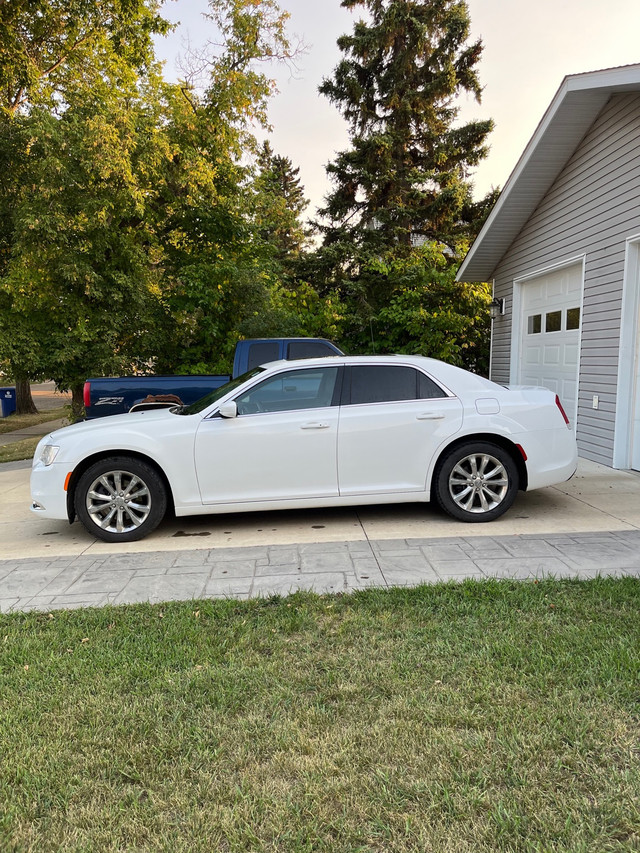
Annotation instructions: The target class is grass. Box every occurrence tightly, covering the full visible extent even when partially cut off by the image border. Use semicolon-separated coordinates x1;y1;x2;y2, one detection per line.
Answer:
0;407;68;463
0;406;67;435
1;577;639;852
0;436;41;463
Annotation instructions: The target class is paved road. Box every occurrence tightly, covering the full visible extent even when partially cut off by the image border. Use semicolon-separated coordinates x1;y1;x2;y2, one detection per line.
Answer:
2;529;639;614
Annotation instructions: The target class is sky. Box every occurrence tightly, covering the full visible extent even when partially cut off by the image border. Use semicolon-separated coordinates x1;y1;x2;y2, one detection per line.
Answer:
154;0;640;216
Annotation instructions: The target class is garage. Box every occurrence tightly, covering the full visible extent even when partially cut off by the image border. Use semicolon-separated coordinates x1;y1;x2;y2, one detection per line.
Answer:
516;262;583;429
456;66;640;469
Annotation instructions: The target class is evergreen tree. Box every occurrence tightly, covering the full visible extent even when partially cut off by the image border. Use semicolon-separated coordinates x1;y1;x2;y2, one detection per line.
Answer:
318;0;494;255
307;0;495;371
254;141;308;261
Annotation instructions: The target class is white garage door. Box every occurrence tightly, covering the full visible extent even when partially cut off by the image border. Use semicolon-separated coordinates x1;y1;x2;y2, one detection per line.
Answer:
519;264;582;428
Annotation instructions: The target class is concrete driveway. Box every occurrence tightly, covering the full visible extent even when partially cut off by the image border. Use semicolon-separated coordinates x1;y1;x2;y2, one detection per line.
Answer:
2;457;639;561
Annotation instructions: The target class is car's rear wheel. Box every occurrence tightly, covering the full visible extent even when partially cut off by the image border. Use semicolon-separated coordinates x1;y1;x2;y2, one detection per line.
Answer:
434;442;519;522
75;456;167;542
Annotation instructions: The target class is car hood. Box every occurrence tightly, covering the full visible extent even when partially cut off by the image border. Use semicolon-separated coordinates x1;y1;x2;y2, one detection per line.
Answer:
44;407;190;444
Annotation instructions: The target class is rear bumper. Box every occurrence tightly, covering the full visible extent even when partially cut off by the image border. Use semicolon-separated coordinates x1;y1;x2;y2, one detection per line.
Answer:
518;427;579;491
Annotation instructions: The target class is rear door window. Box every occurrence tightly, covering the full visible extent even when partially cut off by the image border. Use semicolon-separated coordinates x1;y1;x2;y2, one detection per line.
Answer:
346;365;445;404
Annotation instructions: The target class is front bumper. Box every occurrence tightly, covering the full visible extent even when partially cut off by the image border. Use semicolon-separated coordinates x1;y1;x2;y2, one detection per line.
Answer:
30;461;71;521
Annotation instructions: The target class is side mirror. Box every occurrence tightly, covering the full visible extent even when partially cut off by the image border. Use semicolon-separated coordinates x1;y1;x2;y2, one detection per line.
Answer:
218;401;238;419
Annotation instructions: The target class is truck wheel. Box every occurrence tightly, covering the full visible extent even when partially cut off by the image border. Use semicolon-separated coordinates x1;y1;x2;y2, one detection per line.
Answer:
433;442;519;522
75;457;167;543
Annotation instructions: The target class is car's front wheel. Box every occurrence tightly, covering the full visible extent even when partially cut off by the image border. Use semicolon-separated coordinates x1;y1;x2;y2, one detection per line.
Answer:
433;442;519;522
75;456;167;542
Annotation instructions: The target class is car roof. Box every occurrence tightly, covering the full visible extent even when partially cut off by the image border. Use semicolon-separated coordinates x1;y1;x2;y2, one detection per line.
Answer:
258;354;498;391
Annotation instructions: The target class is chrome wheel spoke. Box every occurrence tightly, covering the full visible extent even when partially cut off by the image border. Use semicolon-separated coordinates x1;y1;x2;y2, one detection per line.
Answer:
452;462;470;480
124;507;144;527
98;476;116;497
461;491;476;511
97;507;117;529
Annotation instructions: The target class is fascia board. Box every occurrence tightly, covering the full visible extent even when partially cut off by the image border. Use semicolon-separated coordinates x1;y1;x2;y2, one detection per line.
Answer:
457;64;640;283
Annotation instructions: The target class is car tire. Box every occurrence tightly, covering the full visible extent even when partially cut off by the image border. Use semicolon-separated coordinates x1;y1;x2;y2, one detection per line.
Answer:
433;442;519;523
75;456;168;543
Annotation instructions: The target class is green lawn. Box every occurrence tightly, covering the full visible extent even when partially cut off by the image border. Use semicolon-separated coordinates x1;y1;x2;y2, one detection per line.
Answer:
0;436;41;463
0;407;68;463
1;578;638;852
0;406;67;435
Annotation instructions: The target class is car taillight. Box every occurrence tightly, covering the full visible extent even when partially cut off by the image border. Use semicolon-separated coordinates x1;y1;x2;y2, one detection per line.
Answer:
83;381;91;409
555;394;570;427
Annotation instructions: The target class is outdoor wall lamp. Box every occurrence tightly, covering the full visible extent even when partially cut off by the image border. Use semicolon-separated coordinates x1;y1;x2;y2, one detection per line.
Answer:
489;297;505;320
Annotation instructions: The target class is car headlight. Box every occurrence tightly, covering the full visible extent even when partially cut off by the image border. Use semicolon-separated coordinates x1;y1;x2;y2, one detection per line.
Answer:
39;445;60;466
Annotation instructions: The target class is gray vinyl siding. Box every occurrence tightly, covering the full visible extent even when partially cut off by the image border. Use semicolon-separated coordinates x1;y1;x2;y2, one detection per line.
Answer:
490;93;640;466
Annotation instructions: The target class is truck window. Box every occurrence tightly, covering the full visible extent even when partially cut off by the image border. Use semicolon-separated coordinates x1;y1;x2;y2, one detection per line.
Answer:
247;341;280;370
287;341;337;360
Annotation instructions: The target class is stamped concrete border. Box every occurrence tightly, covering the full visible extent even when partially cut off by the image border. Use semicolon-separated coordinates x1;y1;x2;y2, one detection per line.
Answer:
2;530;639;613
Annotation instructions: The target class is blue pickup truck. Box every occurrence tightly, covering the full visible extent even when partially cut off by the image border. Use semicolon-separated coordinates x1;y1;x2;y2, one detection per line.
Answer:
83;338;343;419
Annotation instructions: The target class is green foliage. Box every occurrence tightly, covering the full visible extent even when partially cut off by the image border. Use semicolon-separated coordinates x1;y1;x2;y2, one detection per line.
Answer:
0;83;170;393
201;0;295;153
0;0;494;398
328;242;491;372
373;244;491;372
0;0;169;115
0;0;327;395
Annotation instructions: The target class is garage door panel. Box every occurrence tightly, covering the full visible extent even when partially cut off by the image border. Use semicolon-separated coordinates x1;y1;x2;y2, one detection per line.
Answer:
561;378;577;404
543;346;561;366
564;344;579;367
542;376;560;394
524;347;541;366
546;278;563;298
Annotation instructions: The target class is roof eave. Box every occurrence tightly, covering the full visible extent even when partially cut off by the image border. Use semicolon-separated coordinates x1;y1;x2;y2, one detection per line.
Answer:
457;64;640;283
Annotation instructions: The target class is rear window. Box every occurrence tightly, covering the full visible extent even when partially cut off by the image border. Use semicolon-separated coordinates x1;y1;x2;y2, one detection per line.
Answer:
287;341;337;360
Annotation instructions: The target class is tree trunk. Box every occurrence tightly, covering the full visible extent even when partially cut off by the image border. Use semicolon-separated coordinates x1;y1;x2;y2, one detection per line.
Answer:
70;384;85;421
15;376;38;415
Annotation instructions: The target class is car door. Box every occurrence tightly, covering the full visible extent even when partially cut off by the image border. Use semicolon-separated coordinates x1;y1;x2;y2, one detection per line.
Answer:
195;365;341;505
337;364;463;495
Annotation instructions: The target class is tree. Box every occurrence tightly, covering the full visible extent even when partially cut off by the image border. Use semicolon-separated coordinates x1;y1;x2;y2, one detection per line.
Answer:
0;79;170;416
318;0;494;255
0;0;168;413
309;0;495;370
0;0;168;116
254;141;309;262
149;1;307;376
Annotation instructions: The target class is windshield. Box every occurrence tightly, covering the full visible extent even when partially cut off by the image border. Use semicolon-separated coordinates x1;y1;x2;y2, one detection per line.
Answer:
177;367;266;415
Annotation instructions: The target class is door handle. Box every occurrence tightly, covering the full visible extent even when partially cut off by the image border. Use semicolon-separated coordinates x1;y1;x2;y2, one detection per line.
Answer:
301;422;330;429
417;413;445;420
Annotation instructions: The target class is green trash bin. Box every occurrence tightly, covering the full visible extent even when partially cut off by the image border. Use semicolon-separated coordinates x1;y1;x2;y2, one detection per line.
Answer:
0;387;16;417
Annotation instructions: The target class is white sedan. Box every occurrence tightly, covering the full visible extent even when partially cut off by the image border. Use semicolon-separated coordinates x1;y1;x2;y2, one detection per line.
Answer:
31;355;578;542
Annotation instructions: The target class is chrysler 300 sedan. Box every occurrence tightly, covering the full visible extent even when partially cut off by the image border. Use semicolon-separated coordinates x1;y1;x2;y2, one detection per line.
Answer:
31;355;578;542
